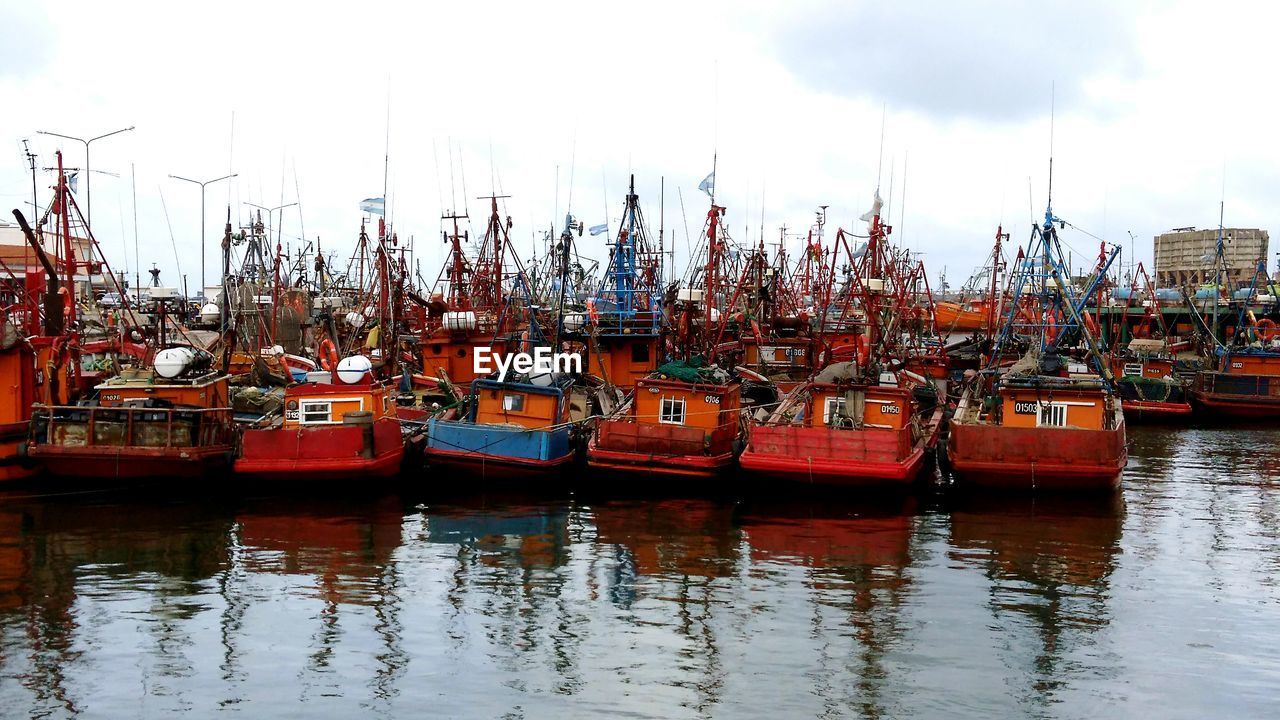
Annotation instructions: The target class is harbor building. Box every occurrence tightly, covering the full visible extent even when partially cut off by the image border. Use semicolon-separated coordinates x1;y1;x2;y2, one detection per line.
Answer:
1154;227;1269;288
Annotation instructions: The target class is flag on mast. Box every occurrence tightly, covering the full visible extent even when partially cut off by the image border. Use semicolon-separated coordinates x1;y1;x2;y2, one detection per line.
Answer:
698;171;715;198
360;197;385;216
589;223;609;236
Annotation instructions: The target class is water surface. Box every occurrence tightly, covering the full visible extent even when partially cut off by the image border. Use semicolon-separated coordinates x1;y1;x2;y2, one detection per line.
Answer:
1;425;1278;718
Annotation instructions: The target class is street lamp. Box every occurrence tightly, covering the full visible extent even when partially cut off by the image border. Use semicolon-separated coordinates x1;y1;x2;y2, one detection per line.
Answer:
245;201;298;250
37;125;135;227
171;173;237;298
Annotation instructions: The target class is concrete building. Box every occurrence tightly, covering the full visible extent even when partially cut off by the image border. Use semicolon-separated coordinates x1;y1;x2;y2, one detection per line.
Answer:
1153;227;1269;288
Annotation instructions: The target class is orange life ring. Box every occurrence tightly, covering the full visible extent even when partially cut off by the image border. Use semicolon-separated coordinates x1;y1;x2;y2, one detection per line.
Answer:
1257;318;1277;342
829;335;870;366
319;338;339;372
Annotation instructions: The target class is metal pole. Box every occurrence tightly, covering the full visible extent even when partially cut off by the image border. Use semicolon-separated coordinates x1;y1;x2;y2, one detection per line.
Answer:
37;126;134;228
200;188;206;298
171;173;236;296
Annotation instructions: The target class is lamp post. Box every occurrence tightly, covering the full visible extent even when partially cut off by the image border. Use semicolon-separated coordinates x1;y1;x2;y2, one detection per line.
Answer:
170;173;237;299
247;202;298;341
37;126;135;227
245;202;298;255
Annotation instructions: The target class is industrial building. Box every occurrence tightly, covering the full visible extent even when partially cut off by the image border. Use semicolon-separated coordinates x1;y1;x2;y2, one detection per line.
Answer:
1153;227;1269;288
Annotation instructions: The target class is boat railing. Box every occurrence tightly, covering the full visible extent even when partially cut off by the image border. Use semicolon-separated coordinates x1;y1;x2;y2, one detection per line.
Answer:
1198;372;1280;398
30;405;237;450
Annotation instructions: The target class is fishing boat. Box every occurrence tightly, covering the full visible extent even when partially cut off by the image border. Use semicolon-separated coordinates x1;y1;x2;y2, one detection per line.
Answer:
1189;257;1280;418
424;371;577;478
1100;263;1195;420
581;176;665;390
417;198;517;389
235;355;407;480
1110;339;1194;419
740;192;944;487
588;198;745;479
421;196;590;479
28;343;237;479
1191;347;1280;417
934;299;995;332
6;158;148;481
947;200;1128;491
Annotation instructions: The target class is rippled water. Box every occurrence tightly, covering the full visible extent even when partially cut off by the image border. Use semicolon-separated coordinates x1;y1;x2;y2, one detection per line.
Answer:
2;425;1279;718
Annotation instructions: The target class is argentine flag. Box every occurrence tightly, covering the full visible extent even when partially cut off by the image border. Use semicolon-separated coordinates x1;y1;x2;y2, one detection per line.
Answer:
360;197;385;216
589;223;609;236
698;171;715;198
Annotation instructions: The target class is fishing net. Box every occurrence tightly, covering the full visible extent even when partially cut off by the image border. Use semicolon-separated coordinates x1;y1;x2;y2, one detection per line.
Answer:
655;356;728;384
1121;375;1173;403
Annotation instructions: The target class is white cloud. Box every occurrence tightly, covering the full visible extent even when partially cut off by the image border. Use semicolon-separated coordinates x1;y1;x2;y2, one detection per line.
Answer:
1;0;1277;297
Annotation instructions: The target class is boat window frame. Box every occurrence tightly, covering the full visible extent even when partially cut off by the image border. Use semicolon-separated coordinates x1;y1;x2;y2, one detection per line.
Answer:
503;393;526;413
300;399;333;425
659;396;686;425
1037;402;1068;428
1123;362;1143;377
823;396;848;426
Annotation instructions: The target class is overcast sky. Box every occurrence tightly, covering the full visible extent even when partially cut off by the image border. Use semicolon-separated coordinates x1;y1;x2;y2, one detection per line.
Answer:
2;1;1276;295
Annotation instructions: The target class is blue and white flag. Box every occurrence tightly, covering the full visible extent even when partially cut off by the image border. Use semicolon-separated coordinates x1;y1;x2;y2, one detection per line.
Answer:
858;190;883;224
698;171;715;198
360;197;385;216
589;223;609;236
66;172;79;195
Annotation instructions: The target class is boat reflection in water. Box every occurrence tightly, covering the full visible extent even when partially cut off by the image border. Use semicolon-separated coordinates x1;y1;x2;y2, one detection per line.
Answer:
4;455;1280;718
946;491;1124;713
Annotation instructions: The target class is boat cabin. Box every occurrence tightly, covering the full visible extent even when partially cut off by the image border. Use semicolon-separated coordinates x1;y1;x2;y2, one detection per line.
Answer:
588;335;660;390
996;379;1114;431
631;377;741;433
471;377;572;428
798;383;909;430
741;337;813;383
282;378;397;428
1219;350;1280;377
94;368;229;409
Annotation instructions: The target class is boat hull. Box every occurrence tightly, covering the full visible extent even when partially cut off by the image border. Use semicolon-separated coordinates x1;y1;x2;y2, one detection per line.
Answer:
740;424;924;486
424;418;574;479
28;444;232;479
586;439;735;479
424;446;574;479
947;420;1127;491
0;422;36;482
1121;399;1193;421
235;419;405;481
1190;391;1280;418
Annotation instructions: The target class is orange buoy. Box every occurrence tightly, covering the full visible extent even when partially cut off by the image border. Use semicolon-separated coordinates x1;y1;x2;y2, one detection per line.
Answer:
319;338;339;372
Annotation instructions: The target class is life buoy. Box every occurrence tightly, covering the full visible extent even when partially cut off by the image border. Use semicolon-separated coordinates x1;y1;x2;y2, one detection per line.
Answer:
1257;318;1277;342
829;335;870;366
319;338;339;372
586;298;599;325
1083;311;1100;338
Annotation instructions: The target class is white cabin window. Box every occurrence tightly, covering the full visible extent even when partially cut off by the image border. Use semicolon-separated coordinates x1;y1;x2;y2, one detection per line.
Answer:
659;397;686;425
300;400;332;424
1123;362;1143;377
824;396;848;426
503;394;525;412
1037;403;1068;428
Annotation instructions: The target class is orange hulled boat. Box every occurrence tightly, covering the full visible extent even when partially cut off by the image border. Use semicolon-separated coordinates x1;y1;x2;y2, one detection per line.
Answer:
947;203;1128;491
740;192;944;487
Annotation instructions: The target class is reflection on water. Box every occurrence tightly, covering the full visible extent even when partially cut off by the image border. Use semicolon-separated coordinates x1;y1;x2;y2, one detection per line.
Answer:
1;426;1279;718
